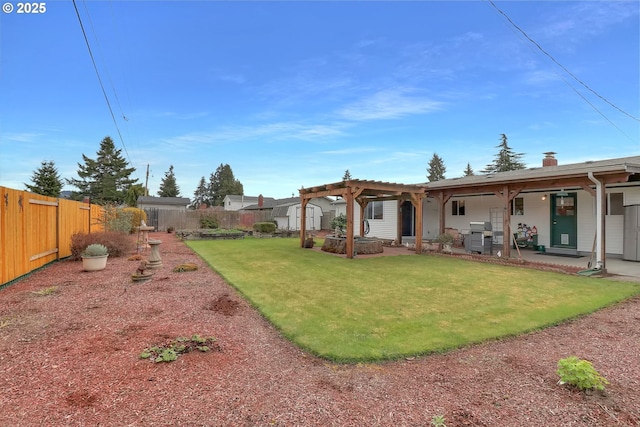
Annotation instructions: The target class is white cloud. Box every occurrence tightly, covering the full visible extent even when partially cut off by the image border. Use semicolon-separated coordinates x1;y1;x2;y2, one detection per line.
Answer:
337;87;444;121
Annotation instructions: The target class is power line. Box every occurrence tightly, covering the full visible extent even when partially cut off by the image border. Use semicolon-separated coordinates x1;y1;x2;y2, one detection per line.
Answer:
71;0;134;165
486;0;640;123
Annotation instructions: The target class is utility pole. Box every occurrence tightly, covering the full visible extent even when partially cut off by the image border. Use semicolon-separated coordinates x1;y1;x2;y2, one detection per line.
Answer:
145;164;149;196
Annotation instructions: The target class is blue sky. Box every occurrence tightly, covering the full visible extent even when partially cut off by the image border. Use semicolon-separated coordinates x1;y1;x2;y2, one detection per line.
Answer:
1;1;638;200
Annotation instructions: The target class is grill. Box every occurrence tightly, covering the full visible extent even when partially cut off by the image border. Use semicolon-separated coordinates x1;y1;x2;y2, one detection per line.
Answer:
467;221;493;254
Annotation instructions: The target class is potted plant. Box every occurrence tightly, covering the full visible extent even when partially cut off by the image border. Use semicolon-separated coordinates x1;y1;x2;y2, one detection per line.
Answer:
437;233;455;253
81;243;109;271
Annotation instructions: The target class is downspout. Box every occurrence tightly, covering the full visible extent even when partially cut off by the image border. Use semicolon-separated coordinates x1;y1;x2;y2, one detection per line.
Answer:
587;172;604;270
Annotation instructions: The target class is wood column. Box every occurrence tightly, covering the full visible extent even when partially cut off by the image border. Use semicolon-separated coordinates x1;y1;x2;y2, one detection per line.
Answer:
299;197;309;248
397;199;403;245
345;189;355;259
411;193;424;254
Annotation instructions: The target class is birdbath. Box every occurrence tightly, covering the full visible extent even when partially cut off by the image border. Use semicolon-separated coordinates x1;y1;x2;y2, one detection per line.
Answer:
136;225;155;249
147;239;163;269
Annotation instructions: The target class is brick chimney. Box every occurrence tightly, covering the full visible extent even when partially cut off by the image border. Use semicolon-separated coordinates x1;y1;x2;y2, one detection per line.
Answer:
542;152;558;167
258;194;264;208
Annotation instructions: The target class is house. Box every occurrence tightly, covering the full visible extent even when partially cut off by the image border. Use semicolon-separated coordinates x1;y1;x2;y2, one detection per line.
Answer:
300;154;640;271
137;196;191;210
137;196;191;231
223;195;275;211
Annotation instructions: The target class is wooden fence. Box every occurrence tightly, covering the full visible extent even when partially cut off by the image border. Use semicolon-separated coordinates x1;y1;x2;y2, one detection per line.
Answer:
143;208;273;232
1;186;104;287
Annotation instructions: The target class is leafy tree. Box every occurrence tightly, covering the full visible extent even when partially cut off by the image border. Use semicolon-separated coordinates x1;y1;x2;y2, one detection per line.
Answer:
342;169;352;181
463;163;474;177
190;176;209;209
426;153;446;182
208;163;243;206
125;183;146;207
482;134;526;173
158;165;180;197
67;136;138;204
25;160;63;197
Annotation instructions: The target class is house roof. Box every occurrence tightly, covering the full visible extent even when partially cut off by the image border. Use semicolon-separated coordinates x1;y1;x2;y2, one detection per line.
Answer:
243;197;299;210
272;201;321;217
421;155;640;195
137;196;191;205
225;195;274;204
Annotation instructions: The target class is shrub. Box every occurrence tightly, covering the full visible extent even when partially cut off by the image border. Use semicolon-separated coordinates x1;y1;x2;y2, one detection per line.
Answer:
557;356;609;391
199;213;219;229
253;222;276;233
71;231;135;260
330;214;347;234
120;207;147;232
82;244;109;257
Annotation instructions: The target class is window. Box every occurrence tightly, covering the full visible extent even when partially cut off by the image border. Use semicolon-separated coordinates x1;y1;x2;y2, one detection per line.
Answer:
511;197;524;215
365;201;383;220
452;200;465;216
608;193;624;215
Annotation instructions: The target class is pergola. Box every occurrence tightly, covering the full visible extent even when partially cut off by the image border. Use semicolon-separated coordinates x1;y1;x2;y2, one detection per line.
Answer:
299;180;427;259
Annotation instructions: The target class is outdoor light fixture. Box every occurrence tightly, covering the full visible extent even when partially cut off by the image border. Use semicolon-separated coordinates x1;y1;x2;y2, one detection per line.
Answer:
541;194;547;201
557;189;568;206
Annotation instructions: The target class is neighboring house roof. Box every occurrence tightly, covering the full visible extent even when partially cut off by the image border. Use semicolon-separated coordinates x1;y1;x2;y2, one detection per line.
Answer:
225;195;275;204
243;197;299;210
137;196;191;206
272;203;297;217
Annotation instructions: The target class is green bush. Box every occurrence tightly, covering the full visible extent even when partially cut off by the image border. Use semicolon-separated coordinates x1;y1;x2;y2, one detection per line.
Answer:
253;222;276;233
557;356;609;391
82;243;109;257
120;207;147;232
330;214;346;234
199;213;219;229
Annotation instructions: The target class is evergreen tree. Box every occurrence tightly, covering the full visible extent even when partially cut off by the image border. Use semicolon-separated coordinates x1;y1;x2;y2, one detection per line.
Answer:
158;165;180;197
125;184;146;207
25;160;63;197
208;163;243;206
482;134;526;173
342;169;352;181
67;136;138;204
426;153;446;182
463;162;474;176
190;176;209;209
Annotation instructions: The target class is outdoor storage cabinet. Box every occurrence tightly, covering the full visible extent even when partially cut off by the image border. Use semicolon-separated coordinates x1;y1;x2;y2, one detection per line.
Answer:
467;221;493;254
623;205;640;261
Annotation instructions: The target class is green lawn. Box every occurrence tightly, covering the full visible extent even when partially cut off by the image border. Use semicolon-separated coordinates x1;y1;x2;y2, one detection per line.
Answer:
187;238;640;362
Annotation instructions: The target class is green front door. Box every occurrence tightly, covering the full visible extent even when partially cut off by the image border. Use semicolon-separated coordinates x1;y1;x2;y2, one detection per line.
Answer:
550;193;577;248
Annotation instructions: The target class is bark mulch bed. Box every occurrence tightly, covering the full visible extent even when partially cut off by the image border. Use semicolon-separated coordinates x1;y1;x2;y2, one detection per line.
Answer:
1;232;638;426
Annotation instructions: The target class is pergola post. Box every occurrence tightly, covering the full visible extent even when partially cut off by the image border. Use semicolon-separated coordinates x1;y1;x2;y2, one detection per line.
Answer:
411;193;424;254
345;189;355;259
299;197;309;248
396;200;403;245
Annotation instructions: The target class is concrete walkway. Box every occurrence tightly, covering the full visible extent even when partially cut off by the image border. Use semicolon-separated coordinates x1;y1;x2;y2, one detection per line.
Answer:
510;248;640;281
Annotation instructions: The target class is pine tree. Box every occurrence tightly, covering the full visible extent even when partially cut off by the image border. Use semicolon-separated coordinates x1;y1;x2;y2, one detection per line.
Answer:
66;136;138;204
190;176;209;209
208;163;244;206
342;169;352;181
25;160;63;197
482;134;526;173
158;165;180;197
463;163;474;176
426;153;446;182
